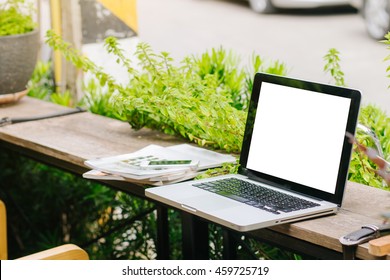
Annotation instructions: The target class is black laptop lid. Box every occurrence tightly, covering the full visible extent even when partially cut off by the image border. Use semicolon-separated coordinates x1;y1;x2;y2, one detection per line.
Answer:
239;73;361;206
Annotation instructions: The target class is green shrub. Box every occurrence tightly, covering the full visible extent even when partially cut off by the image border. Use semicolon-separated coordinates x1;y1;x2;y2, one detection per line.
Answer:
27;61;56;100
0;0;36;36
46;31;287;152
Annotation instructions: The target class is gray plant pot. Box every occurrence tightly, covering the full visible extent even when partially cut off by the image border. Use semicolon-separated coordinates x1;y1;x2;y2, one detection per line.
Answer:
0;29;39;95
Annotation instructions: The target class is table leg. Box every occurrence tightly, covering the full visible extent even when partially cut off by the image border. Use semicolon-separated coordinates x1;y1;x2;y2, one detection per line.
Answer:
222;230;238;259
156;205;170;259
181;212;209;259
341;244;356;260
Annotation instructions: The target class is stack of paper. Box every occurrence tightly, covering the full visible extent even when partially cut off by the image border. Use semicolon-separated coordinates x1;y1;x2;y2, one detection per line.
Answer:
83;144;236;186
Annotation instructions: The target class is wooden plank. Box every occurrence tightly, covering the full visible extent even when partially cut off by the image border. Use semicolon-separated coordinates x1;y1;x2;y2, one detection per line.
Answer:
0;96;67;118
17;244;89;260
369;236;390;258
247;227;344;259
342;181;390;219
1;98;183;165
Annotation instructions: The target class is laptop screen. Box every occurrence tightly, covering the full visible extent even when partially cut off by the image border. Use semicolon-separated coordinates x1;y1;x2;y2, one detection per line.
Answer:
240;73;361;205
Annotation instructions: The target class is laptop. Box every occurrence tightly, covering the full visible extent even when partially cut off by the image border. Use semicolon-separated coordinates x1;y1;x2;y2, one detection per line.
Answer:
146;73;361;232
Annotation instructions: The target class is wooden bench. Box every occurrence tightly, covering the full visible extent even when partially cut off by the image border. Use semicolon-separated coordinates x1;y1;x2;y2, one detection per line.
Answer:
1;96;389;259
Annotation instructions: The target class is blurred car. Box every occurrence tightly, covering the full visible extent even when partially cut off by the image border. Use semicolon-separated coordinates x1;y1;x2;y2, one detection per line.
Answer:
350;0;390;40
248;0;352;13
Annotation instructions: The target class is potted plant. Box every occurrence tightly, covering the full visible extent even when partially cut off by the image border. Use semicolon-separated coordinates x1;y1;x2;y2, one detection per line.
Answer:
0;0;39;100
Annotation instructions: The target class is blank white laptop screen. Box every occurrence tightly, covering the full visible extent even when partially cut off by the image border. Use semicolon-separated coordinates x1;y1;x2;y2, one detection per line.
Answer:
246;82;351;194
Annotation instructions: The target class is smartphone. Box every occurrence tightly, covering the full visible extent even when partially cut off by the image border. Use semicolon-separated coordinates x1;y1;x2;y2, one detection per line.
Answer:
140;159;199;170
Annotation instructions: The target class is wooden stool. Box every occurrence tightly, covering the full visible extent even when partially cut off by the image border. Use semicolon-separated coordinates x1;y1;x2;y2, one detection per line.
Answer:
0;200;89;260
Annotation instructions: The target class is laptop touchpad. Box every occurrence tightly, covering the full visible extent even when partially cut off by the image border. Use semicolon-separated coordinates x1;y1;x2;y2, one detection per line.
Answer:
180;194;241;212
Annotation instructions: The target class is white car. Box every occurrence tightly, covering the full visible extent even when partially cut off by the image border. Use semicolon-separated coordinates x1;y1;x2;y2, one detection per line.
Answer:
350;0;390;40
249;0;352;13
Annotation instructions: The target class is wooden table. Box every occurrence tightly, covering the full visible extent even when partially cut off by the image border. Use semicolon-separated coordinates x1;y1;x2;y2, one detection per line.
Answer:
1;97;389;260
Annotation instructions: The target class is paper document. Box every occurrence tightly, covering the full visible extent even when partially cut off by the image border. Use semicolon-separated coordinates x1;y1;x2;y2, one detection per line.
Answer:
83;144;236;185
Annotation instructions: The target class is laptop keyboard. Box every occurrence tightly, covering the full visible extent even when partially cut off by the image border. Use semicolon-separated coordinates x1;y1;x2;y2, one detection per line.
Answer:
193;178;321;215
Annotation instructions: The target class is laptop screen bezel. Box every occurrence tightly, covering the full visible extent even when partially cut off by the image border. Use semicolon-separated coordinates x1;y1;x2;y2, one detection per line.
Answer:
239;73;361;206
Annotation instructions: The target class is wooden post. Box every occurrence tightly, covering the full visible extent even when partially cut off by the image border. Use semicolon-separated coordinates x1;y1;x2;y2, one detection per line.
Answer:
49;0;64;93
50;0;138;104
60;0;83;103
